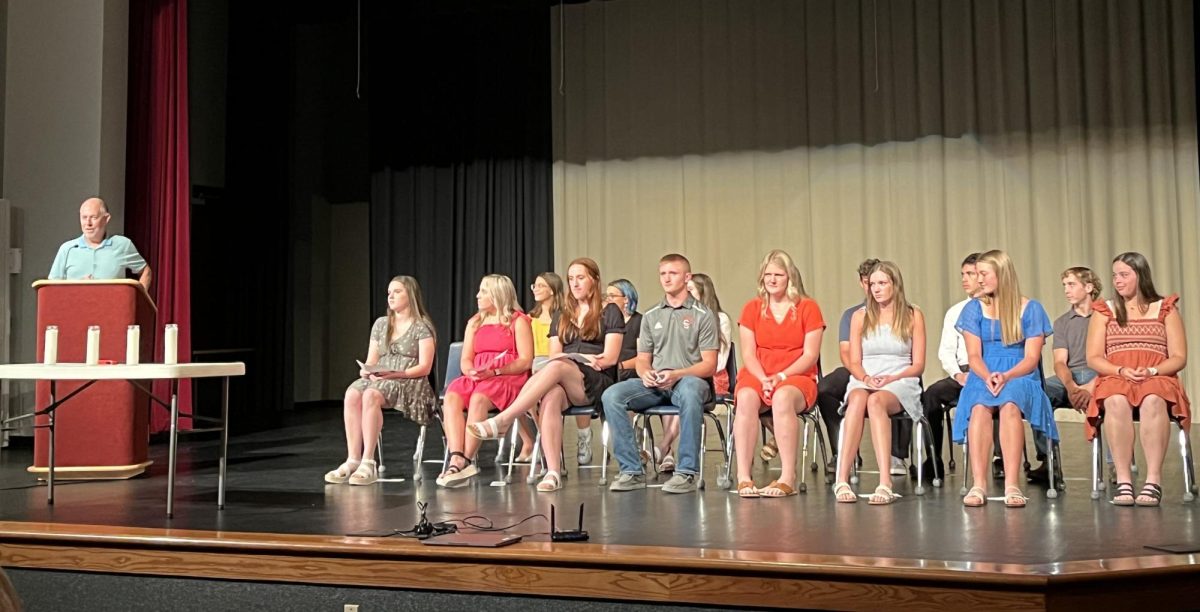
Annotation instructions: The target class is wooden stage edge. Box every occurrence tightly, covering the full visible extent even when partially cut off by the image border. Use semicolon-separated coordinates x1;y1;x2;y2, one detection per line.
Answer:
2;521;1200;610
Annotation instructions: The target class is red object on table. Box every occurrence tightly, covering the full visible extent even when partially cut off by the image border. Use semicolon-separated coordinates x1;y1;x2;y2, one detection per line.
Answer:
32;280;156;478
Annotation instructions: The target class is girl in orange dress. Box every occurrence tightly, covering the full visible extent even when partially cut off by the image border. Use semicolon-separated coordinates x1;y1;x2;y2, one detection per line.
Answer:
732;250;825;497
1086;252;1189;507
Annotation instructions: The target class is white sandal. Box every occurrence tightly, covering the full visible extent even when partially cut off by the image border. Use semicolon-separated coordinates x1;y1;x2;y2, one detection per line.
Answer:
324;459;361;484
536;471;562;492
348;459;378;485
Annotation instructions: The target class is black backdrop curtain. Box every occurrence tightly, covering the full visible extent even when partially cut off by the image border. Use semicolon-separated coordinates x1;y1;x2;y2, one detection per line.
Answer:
366;1;553;380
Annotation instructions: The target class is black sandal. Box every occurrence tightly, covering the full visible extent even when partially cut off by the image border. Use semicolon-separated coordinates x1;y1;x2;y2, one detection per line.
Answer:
1111;482;1135;506
436;451;478;487
1135;482;1163;507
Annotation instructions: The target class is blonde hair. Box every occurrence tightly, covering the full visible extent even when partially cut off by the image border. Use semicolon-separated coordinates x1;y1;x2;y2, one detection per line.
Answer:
386;275;436;345
863;261;915;343
473;274;522;328
978;250;1024;345
756;249;810;319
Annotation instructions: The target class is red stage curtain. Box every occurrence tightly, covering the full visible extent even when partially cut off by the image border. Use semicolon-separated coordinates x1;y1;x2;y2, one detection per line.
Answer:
126;0;192;432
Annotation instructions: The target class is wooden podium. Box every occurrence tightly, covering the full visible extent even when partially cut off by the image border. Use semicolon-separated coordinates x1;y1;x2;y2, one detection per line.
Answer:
30;279;156;479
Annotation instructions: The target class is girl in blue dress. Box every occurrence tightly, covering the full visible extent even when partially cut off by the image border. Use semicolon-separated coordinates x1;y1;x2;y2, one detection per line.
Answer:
953;250;1057;508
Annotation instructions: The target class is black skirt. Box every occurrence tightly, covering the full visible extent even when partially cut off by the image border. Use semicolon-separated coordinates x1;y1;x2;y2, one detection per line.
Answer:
574;361;616;405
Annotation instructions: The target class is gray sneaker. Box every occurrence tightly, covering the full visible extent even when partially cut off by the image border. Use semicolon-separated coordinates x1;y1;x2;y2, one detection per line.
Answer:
609;473;646;492
662;472;698;494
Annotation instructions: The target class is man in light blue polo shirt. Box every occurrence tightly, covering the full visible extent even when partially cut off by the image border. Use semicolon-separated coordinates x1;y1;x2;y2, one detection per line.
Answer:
48;197;151;291
603;253;718;494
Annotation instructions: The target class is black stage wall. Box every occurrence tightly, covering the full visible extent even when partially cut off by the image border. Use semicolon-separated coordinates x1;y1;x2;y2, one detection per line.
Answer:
366;0;555;383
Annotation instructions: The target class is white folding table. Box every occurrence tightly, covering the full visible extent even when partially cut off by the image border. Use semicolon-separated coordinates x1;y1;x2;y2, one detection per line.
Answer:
0;362;245;517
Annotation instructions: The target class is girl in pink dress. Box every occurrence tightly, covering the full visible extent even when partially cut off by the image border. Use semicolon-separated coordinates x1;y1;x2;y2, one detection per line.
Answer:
438;274;534;486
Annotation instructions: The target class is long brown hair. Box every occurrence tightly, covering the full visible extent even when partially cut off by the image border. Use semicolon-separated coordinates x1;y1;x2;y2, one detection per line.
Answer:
977;250;1024;345
385;275;436;345
559;258;604;342
690;273;728;353
863;261;915;343
529;272;566;319
1111;252;1164;327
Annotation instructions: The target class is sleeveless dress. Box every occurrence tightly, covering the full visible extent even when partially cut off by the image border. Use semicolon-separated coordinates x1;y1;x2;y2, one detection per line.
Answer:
842;323;923;420
349;317;438;425
951;298;1058;444
445;313;531;410
1086;295;1190;440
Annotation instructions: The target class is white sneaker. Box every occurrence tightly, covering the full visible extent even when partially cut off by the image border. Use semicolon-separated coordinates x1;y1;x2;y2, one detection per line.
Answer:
577;427;593;465
889;456;908;476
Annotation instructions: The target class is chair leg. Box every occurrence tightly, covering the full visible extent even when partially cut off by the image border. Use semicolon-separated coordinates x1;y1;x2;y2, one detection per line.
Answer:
925;419;943;487
698;419;707;490
718;404;735;490
504;420;520;484
376;432;386;474
815;414;832;485
1179;423;1196;502
643;416;660;478
759;422;770;465
914;419;925;495
1091;427;1102;499
600;417;610;486
413;425;426;481
798;416;811;492
527;421;545;485
959;438;969;496
1046;438;1059;499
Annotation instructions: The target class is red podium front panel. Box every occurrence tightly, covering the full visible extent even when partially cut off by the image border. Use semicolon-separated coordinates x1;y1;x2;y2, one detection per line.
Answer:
32;280;156;476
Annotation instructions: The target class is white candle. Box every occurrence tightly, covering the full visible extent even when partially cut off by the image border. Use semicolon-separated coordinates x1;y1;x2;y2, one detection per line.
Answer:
164;324;178;364
44;326;58;365
86;325;100;365
126;325;140;365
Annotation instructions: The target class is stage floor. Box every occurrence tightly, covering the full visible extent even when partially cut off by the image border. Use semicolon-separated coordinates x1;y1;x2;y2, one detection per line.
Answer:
1;405;1198;566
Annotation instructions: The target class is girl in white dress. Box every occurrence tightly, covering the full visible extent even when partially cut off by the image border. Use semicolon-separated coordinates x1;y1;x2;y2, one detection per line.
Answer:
834;261;926;505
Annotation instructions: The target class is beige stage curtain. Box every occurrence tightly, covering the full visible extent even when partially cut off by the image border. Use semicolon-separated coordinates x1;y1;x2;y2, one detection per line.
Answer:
552;0;1200;395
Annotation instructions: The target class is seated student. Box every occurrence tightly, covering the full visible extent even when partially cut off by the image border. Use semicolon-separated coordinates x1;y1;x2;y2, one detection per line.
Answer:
437;274;533;487
603;253;718;494
920;253;981;478
1028;266;1102;481
732;250;824;498
1086;252;1189;507
529;272;566;364
325;276;437;486
955;250;1057;508
526;272;567;460
607;279;643;382
651;273;731;473
833;261;925;504
807;259;911;476
468;258;624;491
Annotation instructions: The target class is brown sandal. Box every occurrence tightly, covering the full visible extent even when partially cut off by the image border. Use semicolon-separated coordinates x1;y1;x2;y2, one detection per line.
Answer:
737;481;759;498
759;480;797;498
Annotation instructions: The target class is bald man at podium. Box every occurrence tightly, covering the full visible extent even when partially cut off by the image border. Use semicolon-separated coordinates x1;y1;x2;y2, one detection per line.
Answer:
48;197;152;291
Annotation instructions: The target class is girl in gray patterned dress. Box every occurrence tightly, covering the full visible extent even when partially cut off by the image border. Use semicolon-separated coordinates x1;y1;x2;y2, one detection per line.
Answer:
325;276;438;486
